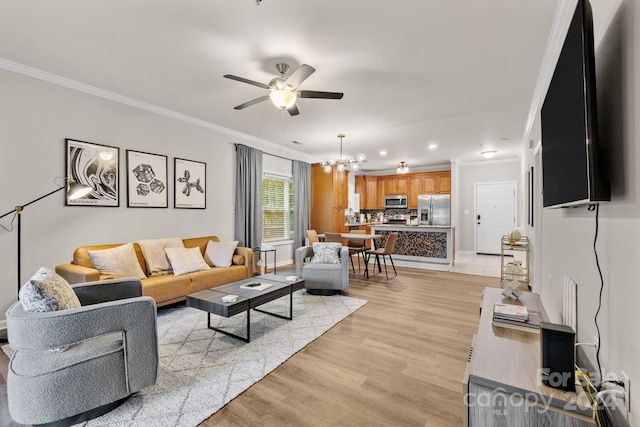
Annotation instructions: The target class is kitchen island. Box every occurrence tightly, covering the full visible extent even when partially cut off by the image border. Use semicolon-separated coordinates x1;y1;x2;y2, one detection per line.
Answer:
370;224;455;270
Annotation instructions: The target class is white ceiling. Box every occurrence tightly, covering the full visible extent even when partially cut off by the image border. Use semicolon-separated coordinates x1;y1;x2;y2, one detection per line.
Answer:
0;0;560;172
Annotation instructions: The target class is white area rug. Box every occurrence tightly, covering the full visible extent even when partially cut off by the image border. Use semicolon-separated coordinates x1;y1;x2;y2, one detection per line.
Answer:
24;291;365;426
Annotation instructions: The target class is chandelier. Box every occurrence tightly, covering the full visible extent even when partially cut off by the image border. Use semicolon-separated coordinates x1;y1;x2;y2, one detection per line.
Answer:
320;134;366;173
397;161;410;174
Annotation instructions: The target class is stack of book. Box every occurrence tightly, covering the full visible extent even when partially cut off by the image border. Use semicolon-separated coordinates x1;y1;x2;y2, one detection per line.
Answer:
492;303;542;333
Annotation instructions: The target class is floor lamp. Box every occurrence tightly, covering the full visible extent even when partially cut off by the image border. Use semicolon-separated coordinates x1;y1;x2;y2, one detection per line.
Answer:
0;178;92;296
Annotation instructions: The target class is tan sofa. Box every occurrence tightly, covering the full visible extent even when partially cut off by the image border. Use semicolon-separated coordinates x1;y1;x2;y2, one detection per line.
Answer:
55;236;253;307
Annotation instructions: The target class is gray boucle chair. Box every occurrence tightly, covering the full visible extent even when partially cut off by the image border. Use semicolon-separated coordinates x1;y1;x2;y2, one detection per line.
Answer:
295;243;349;295
6;278;158;426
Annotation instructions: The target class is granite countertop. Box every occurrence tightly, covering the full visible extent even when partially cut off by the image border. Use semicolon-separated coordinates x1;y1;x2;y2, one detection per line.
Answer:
371;224;453;229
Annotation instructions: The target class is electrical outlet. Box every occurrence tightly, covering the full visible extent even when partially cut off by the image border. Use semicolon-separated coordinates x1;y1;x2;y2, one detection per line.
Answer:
622;371;630;414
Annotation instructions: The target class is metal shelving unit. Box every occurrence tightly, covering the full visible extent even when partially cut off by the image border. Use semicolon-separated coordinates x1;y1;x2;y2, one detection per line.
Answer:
500;236;530;286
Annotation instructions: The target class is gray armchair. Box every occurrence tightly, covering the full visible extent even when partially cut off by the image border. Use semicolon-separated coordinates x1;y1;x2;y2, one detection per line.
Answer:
295;245;349;295
6;278;158;426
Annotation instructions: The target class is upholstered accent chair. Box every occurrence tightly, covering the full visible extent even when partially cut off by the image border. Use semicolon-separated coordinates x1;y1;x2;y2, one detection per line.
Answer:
295;243;349;295
6;278;158;426
365;232;399;279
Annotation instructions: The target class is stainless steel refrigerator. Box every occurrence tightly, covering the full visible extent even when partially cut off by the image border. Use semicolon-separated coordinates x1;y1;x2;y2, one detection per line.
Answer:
418;194;451;226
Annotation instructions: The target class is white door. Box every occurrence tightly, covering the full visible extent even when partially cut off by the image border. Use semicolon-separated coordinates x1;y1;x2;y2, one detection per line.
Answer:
475;182;516;254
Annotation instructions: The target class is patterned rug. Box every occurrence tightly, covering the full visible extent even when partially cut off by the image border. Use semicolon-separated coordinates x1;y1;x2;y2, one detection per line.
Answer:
4;291;366;426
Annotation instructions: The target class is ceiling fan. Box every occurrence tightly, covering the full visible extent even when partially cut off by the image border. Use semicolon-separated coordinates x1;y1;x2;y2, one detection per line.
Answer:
223;63;343;116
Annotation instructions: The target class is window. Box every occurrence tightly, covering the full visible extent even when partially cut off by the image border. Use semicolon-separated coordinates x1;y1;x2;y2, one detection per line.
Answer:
262;173;294;242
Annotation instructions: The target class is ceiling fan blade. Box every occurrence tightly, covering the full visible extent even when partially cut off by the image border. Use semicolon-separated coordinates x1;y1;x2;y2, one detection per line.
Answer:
284;64;315;89
287;104;300;116
298;90;344;100
233;96;269;110
223;74;270;90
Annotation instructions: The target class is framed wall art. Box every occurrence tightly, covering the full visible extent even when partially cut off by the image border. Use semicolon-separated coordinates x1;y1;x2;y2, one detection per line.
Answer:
126;150;168;208
174;158;206;209
65;138;119;206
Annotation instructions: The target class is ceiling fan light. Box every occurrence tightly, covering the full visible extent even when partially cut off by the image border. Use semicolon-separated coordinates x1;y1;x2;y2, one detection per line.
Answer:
356;153;366;162
323;164;333;174
351;163;359;171
269;89;297;110
336;163;346;173
328;159;336;166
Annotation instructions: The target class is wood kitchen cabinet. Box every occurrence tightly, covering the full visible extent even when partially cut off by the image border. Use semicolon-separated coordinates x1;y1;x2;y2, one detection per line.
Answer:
420;172;451;195
384;176;408;195
354;170;451;210
311;164;349;234
408;175;422;208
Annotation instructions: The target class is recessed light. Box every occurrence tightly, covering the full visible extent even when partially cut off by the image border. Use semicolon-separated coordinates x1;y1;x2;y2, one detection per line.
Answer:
481;150;497;159
428;144;437;149
379;150;387;156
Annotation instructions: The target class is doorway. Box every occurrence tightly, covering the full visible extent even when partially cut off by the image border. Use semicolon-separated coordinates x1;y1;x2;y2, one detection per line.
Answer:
475;181;517;255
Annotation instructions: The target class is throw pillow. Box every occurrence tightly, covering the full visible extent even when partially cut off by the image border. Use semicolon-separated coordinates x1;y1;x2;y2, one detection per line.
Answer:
138;237;185;276
88;243;147;280
204;240;239;267
165;246;210;276
19;267;81;312
310;242;342;264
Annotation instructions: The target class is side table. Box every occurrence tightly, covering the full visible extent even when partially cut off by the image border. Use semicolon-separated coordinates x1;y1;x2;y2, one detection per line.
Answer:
254;247;276;275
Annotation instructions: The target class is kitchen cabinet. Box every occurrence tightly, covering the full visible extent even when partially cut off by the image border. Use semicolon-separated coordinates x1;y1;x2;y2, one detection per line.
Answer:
311;164;349;234
421;172;451;195
354;170;451;210
408;175;422;208
365;176;379;210
384;176;408;195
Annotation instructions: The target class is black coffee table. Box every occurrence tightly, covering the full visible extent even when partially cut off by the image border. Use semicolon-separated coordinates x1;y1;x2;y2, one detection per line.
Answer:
186;274;305;343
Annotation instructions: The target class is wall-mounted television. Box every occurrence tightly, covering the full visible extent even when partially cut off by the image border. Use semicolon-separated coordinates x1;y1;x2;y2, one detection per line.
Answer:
540;0;609;208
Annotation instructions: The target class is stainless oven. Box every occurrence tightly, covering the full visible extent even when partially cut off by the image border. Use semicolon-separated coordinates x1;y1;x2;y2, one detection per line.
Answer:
384;195;408;209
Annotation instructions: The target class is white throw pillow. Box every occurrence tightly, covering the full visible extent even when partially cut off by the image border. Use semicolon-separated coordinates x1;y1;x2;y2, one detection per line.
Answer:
310;242;342;264
165;246;210;276
204;240;239;267
138;237;184;276
88;243;147;280
19;267;81;312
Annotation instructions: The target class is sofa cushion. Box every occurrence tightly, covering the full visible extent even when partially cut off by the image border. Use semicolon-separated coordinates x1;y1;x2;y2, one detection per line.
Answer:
88;243;147;280
137;237;184;276
19;267;81;313
165;247;210;276
204;240;239;268
310;242;342;264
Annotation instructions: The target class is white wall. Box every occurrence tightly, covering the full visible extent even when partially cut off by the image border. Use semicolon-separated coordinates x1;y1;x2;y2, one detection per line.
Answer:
456;160;520;252
524;0;638;423
0;69;306;324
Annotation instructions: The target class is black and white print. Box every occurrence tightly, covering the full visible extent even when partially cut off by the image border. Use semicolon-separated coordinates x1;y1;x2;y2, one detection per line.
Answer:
126;150;168;208
65;139;119;206
174;158;206;209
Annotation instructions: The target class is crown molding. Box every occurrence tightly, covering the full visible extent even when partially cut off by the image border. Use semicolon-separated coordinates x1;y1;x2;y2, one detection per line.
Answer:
0;57;317;163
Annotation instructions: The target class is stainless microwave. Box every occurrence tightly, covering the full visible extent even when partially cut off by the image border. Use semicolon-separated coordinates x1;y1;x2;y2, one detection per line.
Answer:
384;195;408;209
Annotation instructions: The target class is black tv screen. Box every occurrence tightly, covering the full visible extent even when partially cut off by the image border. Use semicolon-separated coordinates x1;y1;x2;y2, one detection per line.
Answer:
541;0;609;208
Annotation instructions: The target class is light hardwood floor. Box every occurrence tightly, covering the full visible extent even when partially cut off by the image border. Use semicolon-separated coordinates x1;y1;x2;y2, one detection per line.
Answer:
0;264;499;427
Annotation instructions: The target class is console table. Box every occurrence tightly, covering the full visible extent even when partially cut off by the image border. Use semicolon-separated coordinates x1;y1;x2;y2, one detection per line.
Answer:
463;287;595;426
